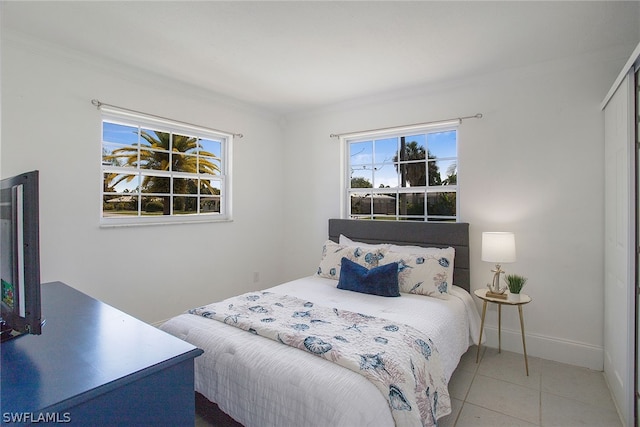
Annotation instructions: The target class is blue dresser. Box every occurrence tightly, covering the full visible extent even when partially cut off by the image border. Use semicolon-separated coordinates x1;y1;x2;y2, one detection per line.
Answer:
1;282;203;426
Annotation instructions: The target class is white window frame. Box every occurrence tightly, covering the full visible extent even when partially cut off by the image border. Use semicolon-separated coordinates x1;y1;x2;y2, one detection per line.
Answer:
340;122;459;222
100;109;233;226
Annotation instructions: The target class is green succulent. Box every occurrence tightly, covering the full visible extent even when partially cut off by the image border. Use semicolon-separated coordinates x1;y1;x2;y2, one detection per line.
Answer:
504;274;527;294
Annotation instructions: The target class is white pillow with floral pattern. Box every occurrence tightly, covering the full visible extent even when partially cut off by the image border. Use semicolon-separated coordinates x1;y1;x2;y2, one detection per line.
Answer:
316;240;386;280
380;247;455;299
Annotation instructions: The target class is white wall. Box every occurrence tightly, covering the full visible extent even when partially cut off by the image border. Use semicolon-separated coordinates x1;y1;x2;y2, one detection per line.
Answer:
1;32;287;324
282;46;634;369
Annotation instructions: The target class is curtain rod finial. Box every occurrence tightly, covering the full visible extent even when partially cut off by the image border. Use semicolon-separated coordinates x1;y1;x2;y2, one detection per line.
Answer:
91;99;102;108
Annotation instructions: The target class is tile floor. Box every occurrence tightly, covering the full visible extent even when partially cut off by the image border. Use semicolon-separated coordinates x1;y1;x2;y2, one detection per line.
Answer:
441;346;622;426
195;345;623;427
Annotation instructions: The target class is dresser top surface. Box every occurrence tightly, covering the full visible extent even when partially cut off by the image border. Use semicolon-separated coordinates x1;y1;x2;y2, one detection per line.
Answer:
1;281;202;413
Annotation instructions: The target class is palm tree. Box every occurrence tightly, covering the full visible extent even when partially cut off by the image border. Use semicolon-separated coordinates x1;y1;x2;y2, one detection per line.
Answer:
393;139;441;187
106;130;220;215
442;162;457;185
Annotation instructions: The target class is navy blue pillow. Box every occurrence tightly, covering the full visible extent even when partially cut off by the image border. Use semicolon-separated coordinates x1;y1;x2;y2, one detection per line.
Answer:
337;257;400;297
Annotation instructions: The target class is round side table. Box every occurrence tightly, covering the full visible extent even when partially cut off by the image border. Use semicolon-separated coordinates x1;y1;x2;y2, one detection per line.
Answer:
474;288;532;375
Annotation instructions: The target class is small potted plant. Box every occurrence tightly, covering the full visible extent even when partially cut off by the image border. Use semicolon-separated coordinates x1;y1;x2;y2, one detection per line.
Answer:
504;274;527;302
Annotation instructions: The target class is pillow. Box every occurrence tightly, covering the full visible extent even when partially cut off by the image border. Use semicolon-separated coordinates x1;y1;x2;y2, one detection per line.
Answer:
337;257;400;297
380;247;455;299
316;240;386;280
339;234;390;250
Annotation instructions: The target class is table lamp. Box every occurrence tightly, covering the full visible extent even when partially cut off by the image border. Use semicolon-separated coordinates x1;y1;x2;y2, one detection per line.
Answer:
482;232;516;295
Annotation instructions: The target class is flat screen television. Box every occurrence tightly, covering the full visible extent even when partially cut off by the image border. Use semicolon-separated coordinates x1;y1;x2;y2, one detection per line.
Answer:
0;170;42;342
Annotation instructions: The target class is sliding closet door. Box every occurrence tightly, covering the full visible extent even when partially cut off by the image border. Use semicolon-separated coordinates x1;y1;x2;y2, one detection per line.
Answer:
604;70;635;427
636;67;639;426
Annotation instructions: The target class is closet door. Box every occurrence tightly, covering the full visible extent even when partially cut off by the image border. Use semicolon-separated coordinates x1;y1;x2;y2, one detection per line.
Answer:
604;71;635;427
636;67;639;426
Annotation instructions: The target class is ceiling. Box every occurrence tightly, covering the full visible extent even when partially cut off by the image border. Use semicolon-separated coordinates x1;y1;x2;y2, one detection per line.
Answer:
2;1;639;116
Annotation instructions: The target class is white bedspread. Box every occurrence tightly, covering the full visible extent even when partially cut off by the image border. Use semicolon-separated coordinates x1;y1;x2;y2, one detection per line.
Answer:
160;276;481;427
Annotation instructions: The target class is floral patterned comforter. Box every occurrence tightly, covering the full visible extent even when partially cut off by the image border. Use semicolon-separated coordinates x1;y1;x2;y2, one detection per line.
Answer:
189;291;451;426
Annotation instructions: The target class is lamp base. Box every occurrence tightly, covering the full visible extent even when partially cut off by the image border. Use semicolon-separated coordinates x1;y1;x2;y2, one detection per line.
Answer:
486;291;508;300
488;264;508;294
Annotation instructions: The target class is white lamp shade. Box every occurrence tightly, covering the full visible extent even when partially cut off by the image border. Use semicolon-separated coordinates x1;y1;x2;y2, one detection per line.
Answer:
482;232;516;263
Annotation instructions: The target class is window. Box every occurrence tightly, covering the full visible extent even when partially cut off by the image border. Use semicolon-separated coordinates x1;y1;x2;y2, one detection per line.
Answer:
343;124;458;222
100;111;232;225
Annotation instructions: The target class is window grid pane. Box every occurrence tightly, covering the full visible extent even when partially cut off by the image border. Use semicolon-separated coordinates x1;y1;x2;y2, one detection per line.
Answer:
345;127;458;222
101;116;230;224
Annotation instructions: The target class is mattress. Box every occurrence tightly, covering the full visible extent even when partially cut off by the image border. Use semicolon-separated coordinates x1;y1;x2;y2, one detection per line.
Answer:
160;275;481;427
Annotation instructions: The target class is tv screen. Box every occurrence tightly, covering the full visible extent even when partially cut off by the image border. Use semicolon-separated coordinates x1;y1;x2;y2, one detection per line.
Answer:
0;170;42;341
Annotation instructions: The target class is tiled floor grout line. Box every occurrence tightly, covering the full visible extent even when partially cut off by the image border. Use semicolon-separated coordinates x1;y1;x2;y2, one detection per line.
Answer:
455;347;480;426
539;371;543;426
453;365;478;427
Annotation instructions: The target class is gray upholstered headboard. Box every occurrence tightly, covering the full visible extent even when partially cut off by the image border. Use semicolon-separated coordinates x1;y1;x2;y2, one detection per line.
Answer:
328;219;470;292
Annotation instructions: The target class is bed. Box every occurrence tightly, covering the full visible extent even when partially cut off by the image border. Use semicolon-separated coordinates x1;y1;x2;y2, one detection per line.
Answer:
160;219;481;427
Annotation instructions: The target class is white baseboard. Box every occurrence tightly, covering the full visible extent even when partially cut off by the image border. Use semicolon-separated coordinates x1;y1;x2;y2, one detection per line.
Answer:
482;325;604;371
